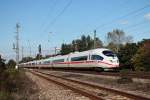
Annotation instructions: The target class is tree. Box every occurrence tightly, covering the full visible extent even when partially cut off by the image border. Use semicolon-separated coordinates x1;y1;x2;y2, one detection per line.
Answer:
60;35;103;55
86;35;93;50
60;43;72;55
19;57;33;63
35;53;42;60
0;55;6;72
80;35;87;51
107;29;132;52
95;37;103;48
106;42;117;52
7;59;16;69
118;43;138;70
132;39;150;71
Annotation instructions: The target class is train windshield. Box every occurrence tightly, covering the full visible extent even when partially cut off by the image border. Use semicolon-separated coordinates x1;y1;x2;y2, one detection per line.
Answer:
102;50;116;57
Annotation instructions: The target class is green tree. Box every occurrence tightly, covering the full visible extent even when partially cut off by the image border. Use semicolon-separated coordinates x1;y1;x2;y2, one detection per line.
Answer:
106;42;117;52
19;57;33;63
60;43;72;55
132;40;150;71
7;59;16;69
35;53;42;60
0;55;5;73
80;35;87;51
60;35;103;55
118;43;138;70
86;35;93;50
95;37;103;48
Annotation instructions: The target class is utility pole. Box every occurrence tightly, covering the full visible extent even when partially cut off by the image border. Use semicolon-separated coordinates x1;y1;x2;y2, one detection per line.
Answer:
13;23;20;69
54;47;57;55
93;30;96;49
38;44;42;60
28;40;31;57
22;46;24;60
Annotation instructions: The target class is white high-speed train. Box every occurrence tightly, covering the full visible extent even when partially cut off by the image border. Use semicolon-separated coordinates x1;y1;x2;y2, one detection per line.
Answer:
19;48;119;71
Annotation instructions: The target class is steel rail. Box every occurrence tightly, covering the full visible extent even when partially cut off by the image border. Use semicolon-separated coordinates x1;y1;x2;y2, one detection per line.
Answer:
28;70;104;100
35;70;150;100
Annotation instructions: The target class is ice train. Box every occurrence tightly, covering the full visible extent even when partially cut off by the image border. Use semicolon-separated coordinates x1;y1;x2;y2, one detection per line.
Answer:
19;48;119;71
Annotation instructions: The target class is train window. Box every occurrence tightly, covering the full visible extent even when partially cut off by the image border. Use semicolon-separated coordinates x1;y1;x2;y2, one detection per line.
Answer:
53;59;64;63
71;56;87;61
44;61;50;64
66;58;69;62
91;55;103;60
103;50;115;57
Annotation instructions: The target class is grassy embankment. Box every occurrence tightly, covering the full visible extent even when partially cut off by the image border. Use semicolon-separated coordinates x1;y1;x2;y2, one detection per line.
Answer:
0;68;38;100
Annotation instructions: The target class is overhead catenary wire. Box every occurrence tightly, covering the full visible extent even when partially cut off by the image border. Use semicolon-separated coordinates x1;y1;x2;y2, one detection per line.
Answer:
94;4;150;31
40;0;58;30
43;0;72;32
100;20;150;34
82;4;150;45
123;20;149;30
42;2;150;49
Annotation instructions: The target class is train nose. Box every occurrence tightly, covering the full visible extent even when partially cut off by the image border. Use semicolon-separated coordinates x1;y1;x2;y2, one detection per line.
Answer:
109;57;119;65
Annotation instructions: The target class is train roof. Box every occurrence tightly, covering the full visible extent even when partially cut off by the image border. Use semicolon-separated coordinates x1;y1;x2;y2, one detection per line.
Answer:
21;48;112;64
69;48;110;54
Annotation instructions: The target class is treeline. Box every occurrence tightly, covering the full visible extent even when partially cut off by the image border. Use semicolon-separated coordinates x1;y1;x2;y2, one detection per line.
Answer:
60;29;150;71
18;29;149;71
60;35;103;55
118;39;150;71
60;29;132;55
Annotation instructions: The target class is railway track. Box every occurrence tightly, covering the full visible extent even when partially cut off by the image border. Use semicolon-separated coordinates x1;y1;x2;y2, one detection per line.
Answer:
28;69;150;100
47;69;150;79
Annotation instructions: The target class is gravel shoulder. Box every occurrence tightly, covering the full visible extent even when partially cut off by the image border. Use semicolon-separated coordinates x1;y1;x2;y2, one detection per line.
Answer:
40;70;150;98
25;71;90;100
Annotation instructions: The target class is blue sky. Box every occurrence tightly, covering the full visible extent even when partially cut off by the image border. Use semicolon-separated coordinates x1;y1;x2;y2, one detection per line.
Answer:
0;0;150;60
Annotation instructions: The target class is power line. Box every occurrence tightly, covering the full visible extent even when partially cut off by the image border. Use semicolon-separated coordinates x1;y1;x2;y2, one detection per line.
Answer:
22;46;24;59
28;40;31;57
94;4;150;31
123;20;149;30
91;18;149;35
40;0;58;30
126;24;150;33
44;0;72;32
101;10;147;31
79;4;150;42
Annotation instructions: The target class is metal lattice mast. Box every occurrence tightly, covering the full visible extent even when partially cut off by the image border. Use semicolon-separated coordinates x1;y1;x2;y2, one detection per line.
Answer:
14;23;20;65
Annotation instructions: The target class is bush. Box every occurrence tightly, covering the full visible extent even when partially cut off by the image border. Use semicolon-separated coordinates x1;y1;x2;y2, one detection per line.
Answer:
7;59;16;69
0;91;13;100
118;43;138;70
132;41;150;71
0;69;19;92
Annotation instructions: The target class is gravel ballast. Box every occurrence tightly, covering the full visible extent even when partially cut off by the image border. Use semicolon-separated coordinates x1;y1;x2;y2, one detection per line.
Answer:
25;71;90;100
39;70;150;98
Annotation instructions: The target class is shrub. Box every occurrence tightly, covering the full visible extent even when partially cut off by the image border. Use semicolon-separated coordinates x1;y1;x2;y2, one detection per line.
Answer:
132;41;150;71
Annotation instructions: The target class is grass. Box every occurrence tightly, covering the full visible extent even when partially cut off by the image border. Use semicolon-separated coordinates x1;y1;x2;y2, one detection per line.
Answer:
0;68;38;100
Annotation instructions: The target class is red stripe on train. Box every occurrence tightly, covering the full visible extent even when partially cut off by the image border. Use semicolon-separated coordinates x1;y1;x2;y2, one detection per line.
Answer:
40;60;118;67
